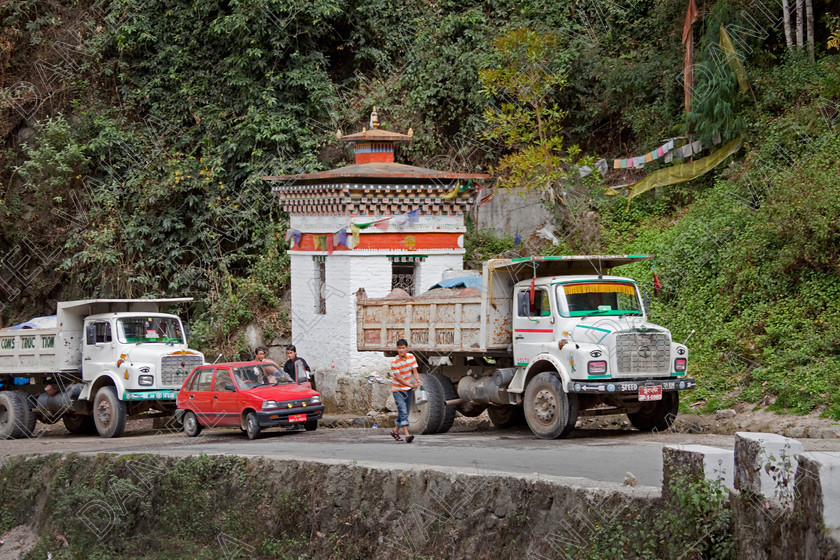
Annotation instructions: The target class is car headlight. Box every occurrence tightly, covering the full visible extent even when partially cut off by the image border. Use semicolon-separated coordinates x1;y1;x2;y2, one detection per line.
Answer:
138;375;154;386
310;396;321;404
262;400;280;410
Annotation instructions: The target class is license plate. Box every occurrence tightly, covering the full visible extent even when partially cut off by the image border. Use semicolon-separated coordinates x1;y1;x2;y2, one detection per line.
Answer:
289;414;307;423
639;385;662;401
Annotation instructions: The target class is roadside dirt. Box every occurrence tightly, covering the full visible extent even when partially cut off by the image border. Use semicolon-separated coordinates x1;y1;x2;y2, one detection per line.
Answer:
0;526;37;560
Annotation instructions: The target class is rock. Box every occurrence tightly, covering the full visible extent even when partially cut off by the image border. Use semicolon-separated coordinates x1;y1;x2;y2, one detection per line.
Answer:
715;409;737;420
819;429;839;439
624;472;638;487
18;127;35;141
786;427;806;439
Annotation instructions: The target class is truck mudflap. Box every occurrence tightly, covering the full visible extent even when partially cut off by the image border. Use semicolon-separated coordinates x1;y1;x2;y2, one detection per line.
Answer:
567;378;696;395
122;390;178;401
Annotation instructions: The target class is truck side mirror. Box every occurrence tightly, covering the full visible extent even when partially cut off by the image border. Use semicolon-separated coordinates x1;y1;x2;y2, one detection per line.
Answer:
643;294;651;315
85;324;96;345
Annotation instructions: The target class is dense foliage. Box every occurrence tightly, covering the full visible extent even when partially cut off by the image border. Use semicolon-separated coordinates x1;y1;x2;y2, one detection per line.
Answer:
1;0;838;416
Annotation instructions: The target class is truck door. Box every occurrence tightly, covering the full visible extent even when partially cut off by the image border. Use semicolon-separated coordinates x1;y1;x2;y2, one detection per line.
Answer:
513;286;556;366
83;320;114;380
212;367;239;427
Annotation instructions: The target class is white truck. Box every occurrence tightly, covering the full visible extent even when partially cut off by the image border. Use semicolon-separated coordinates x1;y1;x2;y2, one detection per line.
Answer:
356;255;695;439
0;299;204;438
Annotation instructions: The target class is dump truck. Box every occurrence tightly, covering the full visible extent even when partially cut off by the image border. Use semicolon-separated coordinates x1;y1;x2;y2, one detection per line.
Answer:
0;299;204;438
356;255;695;439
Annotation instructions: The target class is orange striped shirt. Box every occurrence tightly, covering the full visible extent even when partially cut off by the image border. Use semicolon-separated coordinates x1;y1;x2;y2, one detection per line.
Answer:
391;353;417;392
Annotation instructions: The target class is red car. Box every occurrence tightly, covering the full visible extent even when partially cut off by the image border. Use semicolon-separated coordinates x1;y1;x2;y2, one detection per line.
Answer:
176;361;324;439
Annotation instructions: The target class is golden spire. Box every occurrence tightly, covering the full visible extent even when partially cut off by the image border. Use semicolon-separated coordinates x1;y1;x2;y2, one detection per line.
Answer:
370;106;380;129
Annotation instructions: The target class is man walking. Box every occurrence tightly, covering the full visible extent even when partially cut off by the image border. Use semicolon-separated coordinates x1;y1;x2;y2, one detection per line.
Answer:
390;338;422;443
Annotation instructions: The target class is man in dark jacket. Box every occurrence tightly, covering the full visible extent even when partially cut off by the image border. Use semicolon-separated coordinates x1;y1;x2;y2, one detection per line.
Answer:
283;345;311;385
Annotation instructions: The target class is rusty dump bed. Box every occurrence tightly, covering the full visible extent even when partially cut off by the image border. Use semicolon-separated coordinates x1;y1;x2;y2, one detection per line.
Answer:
355;255;652;354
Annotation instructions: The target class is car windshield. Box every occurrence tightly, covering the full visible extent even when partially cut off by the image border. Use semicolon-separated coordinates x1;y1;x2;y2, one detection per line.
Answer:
117;316;185;344
558;282;643;317
232;364;293;388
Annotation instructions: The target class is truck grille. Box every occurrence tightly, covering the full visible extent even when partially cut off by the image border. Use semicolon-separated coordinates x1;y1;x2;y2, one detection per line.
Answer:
161;354;204;386
615;333;670;374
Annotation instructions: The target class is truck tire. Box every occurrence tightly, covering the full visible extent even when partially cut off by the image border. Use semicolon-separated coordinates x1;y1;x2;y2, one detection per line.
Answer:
524;372;579;439
487;405;524;428
0;392;26;439
12;391;37;437
456;401;487;417
431;373;456;434
627;391;679;432
407;373;444;435
63;414;97;435
93;386;127;438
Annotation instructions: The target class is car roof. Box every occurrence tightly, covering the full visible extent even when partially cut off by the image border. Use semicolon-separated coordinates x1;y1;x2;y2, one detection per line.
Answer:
194;361;275;369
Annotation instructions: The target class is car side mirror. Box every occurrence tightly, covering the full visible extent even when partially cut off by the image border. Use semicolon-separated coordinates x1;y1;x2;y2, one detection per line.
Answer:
224;383;235;392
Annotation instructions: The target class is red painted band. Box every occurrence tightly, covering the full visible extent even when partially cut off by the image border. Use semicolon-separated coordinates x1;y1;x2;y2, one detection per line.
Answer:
514;329;554;333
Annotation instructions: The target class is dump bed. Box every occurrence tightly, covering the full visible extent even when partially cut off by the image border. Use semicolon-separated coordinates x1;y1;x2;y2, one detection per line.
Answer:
355;255;652;354
0;298;191;375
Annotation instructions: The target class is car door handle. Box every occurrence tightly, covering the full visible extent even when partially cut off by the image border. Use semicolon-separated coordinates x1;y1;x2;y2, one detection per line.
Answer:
213;395;218;399
84;357;91;360
189;394;194;399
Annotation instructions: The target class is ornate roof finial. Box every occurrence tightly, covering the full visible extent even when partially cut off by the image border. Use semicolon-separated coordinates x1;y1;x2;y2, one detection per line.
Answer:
370;106;380;129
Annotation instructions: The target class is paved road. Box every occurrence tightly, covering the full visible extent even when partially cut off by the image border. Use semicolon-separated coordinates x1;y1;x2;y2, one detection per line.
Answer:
5;422;840;487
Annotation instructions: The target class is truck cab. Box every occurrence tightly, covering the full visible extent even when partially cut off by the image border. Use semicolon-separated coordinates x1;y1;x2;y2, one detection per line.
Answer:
0;299;204;439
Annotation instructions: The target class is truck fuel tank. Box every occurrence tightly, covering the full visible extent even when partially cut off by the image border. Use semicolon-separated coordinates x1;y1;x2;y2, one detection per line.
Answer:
457;368;516;405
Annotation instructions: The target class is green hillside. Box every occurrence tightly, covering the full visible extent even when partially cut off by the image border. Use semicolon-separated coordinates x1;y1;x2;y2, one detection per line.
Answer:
2;0;838;417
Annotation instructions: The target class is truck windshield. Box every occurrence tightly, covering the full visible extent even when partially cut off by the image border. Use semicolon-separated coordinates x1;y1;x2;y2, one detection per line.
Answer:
557;282;643;317
117;317;185;344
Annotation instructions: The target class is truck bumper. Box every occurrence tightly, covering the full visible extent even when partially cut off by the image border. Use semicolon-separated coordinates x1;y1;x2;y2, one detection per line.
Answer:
567;378;696;395
122;390;178;401
256;405;325;427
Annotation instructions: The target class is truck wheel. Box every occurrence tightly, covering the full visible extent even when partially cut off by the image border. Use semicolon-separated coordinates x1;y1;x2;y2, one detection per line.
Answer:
245;412;261;440
304;419;318;431
63;414;97;435
524;372;579;439
487;405;524;428
407;373;444;435
627;392;679;432
183;411;202;437
456;401;487;417
431;373;456;434
93;386;127;438
12;391;37;437
0;392;26;439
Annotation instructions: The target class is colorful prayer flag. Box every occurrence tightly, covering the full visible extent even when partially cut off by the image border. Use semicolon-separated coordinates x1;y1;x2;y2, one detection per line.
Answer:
350;224;360;246
407;209;420;223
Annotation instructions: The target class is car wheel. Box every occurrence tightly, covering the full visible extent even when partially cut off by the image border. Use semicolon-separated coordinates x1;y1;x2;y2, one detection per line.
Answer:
92;386;127;438
245;412;261;440
183;411;202;437
523;372;579;439
304;420;318;431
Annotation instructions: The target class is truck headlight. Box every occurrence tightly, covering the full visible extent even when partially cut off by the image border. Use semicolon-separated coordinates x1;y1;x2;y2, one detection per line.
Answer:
310;396;321;404
138;375;154;386
674;358;687;372
262;400;280;410
587;361;608;375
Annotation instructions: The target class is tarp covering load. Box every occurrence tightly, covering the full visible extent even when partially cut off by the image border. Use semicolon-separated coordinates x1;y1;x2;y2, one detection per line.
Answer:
606;137;742;200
